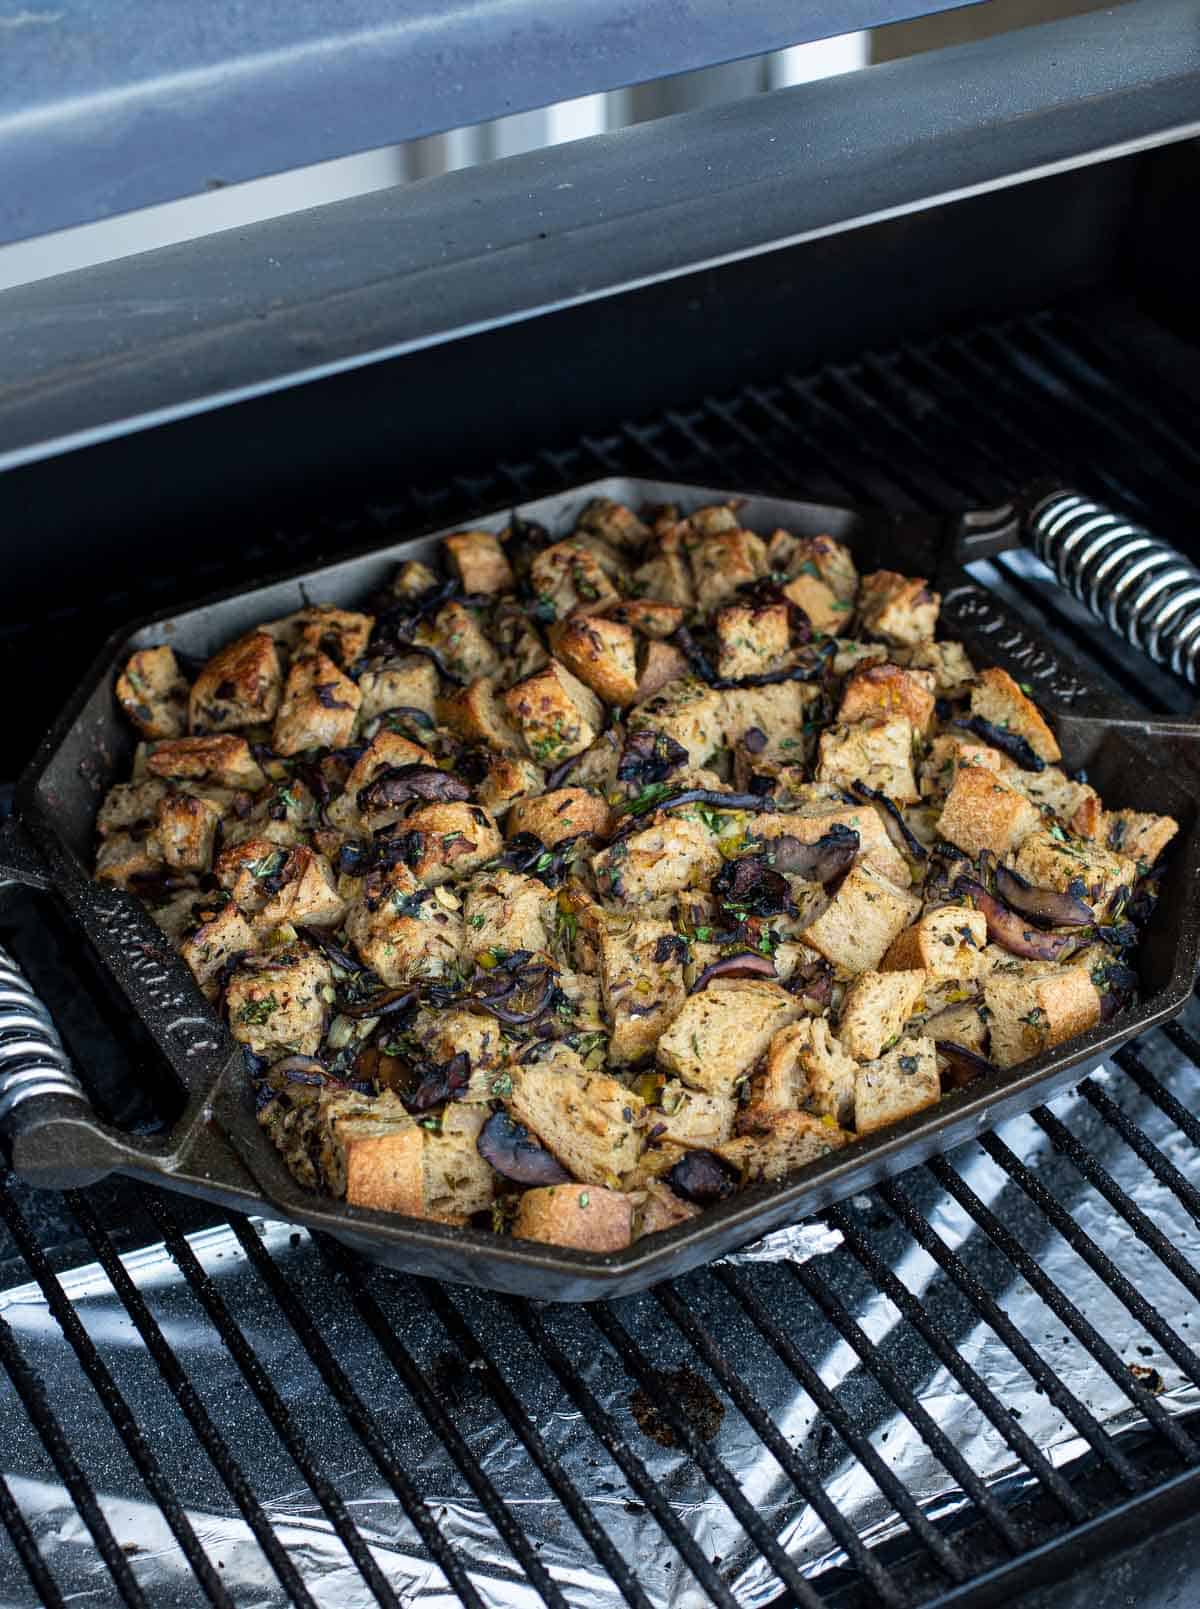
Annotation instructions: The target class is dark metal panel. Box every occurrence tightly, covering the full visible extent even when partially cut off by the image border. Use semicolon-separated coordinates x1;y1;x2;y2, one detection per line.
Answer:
0;0;983;248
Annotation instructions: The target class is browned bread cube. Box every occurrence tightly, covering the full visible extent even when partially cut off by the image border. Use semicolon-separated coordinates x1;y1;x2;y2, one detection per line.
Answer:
116;646;189;739
577;496;651;549
601;599;684;638
530;539;620;620
226;947;332;1058
656;979;803;1097
462;868;555;958
753;803;912;891
509;1057;644;1186
400;802;503;886
550;614;639;706
147;735;267;792
295;607;374;668
1103;809;1179;868
781;571;848;634
838;969;927;1061
272;652;361;756
919;734;1012;799
854;1036;940;1134
420;600;499;680
634;1180;700;1238
504;660;605;765
714;600;791;681
717;1109;848;1183
858;571;940;646
778;531;858;602
599;921;689;1064
838;663;937;734
255;847;347;931
936;765;1042;859
899;639;975;697
690;528;769;613
357;657;439;720
156;792;221;872
94;830;164;890
179;902;257;998
882;907;987;979
443;529;514;595
1011;827;1136;918
800;862;922;973
438;677;523;755
513;1184;634;1251
97;779;168;836
984;965;1101;1068
717;680;820;751
970;667;1061;763
817;717;920;803
326;729;438;832
477;757;546;817
653;1079;736;1147
632;640;689;705
592;810;722;902
344;865;463;985
629;677;725;768
508;786;611;846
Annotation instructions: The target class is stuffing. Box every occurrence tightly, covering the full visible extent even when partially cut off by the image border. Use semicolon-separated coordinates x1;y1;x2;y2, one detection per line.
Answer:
838;664;936;734
420;600;499;680
653;1079;736;1147
179;902;257;998
226;948;333;1059
717;1111;848;1183
438;677;524;754
116;646;189;739
599;920;689;1064
921;998;989;1055
970;667;1061;763
592;811;722;902
742;1016;859;1129
551;614;639;706
837;969;927;1061
800;862;922;973
94;830;164;890
156;792;222;873
514;1184;634;1251
1011;827;1137;918
399;802;503;886
919;733;1012;799
504;660;605;765
882;907;987;978
443;529;514;595
509;1055;644;1186
344;865;463;985
272;652;362;756
97;779;169;836
717;681;820;752
816;717;920;804
858;571;940;646
1009;765;1102;837
628;677;725;769
633;640;689;705
530;539;620;620
577;496;651;550
936;765;1043;859
634;1180;701;1238
899;639;975;698
984;965;1101;1068
690;528;769;613
602;599;684;639
752;803;912;890
782;571;848;635
777;531;858;603
325;729;438;833
714;601;792;681
854;1037;940;1134
656;980;802;1097
477;757;546;816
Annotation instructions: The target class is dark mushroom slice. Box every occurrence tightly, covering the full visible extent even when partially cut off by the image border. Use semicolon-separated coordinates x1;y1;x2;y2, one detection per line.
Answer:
935;1041;998;1090
477;1110;572;1185
402;1051;472;1113
766;825;860;885
357;763;471;814
666;1148;741;1204
671;624;718;683
616;728;690;785
993;863;1093;929
339;986;420;1021
955;715;1046;773
849;781;928;862
691;952;777;992
712;855;794;919
954;877;1078;963
784;957;835;1008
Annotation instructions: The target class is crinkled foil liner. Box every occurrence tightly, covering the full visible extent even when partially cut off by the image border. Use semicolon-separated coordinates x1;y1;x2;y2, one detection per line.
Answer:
2;1043;1198;1608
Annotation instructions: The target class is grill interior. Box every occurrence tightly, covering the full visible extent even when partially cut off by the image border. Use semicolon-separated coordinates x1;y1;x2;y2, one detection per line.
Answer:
2;294;1200;1608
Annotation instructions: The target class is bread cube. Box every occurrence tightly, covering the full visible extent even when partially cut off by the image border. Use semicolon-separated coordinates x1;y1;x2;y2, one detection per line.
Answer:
116;646;189;739
400;802;503;885
714;601;791;681
800;862;922;973
629;677;725;769
178;902;257;998
744;1022;813;1117
550;614;639;706
717;680;819;751
779;532;858;603
438;677;523;755
1103;809;1179;868
936;765;1042;859
970;667;1060;763
900;639;975;698
817;717;919;804
984;965;1101;1068
653;1079;736;1147
256;847;347;931
157;792;222;872
530;540;620;620
1011;827;1136;918
690;528;769;613
509;1059;644;1186
602;599;684;639
408;1007;507;1097
576;496;651;549
147;735;267;791
920;734;1012;800
854;1036;940;1134
357;658;439;721
272;652;361;756
325;729;438;833
504;660;605;765
322;1100;494;1222
838;664;936;735
476;757;545;817
462;869;555;959
97;779;169;836
838;969;927;1060
508;786;611;846
882;907;987;978
226;948;332;1058
830;640;889;680
599;920;689;1064
716;1110;848;1184
858;571;940;646
592;811;722;902
632;641;689;705
753;803;912;890
443;529;514;595
922;998;989;1055
632;529;695;610
390;559;439;598
94;830;165;890
634;1180;701;1238
345;865;463;984
795;1018;859;1126
420;600;499;681
782;572;848;635
513;1184;634;1251
656;980;802;1096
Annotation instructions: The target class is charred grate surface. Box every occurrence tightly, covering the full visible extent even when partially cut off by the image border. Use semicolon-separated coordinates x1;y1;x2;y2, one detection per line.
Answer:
1;299;1200;1608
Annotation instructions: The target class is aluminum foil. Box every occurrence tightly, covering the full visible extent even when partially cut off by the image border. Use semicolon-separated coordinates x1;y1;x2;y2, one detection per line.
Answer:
2;1025;1198;1609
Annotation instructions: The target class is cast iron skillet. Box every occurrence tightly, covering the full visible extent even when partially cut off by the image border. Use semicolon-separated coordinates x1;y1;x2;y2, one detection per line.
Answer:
2;479;1198;1300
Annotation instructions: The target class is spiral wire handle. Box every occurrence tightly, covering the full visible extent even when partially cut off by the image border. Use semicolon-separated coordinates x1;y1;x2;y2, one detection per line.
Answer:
1028;489;1200;685
0;942;85;1127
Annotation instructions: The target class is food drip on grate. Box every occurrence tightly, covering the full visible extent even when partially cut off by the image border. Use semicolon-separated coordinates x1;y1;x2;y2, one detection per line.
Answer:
91;494;1175;1251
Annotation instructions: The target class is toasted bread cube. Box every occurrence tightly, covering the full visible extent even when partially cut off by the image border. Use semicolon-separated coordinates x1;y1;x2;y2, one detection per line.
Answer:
510;1058;644;1186
215;837;288;907
462;868;555;958
744;1022;814;1117
794;1018;859;1125
97;779;169;836
1007;764;1099;833
256;847;347;931
504;660;604;766
854;1036;940;1134
530;540;620;620
937;766;1042;859
551;615;639;706
443;529;514;595
577;496;651;550
438;677;523;755
1011;827;1136;918
477;757;545;817
1103;809;1179;868
602;599;684;639
714;602;791;681
859;571;940;646
345;865;463;984
717;1110;848;1183
633;641;689;705
188;631;282;735
686;503;741;538
272;652;361;756
900;639;975;697
984;965;1101;1068
420;600;499;680
116;646;189;739
653;1079;736;1146
628;677;725;769
922;998;989;1055
717;680;820;751
817;717;919;803
801;862;922;974
156;792;221;872
357;658;439;721
656;980;802;1097
146;734;266;791
780;570;847;634
882;907;987;979
513;1184;634;1251
94;830;164;889
295;606;374;667
920;734;1012;799
970;667;1060;764
838;969;927;1061
178;902;256;998
408;1006;508;1095
599;920;689;1065
690;528;769;613
634;1180;701;1237
226;948;331;1057
632;543;694;610
401;802;503;886
753;803;912;890
838;664;937;734
780;532;858;603
830;640;889;680
334;1101;494;1222
325;729;438;832
391;559;439;599
593;811;722;902
508;786;611;846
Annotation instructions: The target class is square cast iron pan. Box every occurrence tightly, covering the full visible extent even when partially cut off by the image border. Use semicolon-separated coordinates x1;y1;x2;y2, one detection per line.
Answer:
2;478;1199;1301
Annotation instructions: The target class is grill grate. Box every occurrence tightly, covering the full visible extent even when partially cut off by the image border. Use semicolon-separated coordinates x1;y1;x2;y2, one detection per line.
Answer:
3;298;1200;1609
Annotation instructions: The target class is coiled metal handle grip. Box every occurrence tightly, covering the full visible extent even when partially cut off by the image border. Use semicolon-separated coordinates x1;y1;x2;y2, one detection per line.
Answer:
0;942;86;1128
1028;489;1200;684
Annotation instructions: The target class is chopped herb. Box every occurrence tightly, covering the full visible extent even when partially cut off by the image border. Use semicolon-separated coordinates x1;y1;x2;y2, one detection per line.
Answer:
491;1073;514;1099
236;993;279;1026
578;1192;590;1208
468;914;486;928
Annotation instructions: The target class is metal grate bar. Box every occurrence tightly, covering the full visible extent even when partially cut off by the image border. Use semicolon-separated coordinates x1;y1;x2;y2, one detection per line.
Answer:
424;1282;656;1609
64;1190;321;1609
503;1295;742;1609
313;1235;572;1609
652;1280;908;1609
0;1180;233;1609
137;1191;404;1609
1127;1029;1200;1149
0;1461;66;1609
698;394;803;489
930;1154;1198;1462
825;1202;1089;1524
785;1258;1026;1554
1090;1059;1200;1223
713;1263;969;1584
820;365;978;506
223;1216;491;1609
875;1177;1140;1490
588;1302;827;1609
0;1309;148;1608
782;374;915;506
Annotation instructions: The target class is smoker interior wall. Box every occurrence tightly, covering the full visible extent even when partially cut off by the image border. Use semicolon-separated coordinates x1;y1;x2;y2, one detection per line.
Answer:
0;151;1148;615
